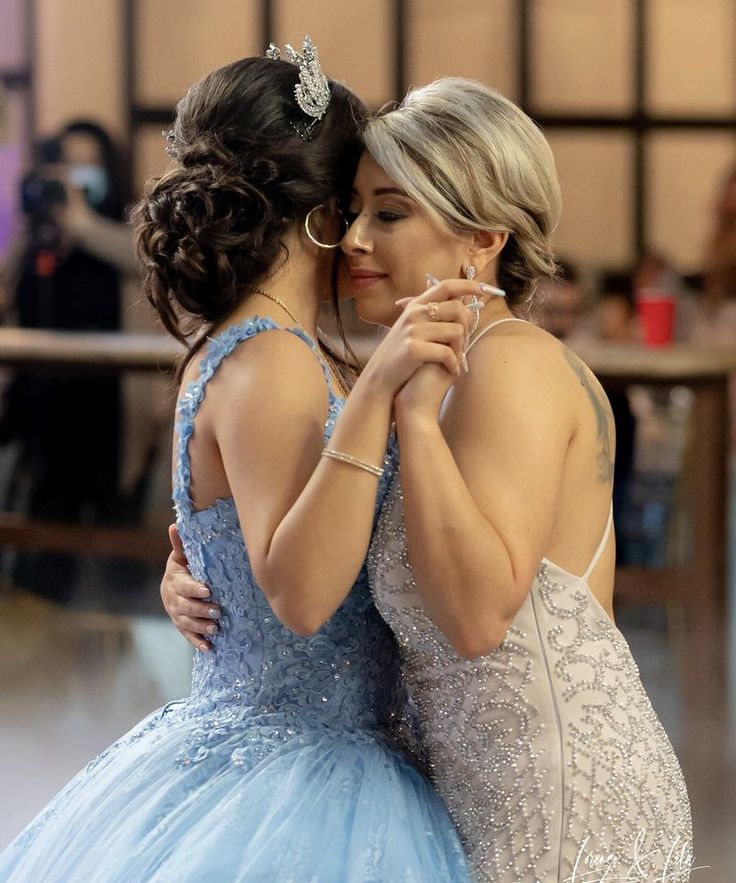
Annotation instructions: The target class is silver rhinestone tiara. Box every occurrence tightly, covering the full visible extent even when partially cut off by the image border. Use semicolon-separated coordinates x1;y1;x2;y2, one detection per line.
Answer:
266;35;330;141
163;36;330;156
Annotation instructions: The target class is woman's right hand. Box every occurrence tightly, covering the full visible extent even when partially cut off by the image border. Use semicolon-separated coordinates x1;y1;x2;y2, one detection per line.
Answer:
161;524;220;651
360;278;474;395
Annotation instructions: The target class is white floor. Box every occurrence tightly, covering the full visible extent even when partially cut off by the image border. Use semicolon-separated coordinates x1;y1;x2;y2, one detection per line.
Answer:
0;597;192;847
1;448;735;880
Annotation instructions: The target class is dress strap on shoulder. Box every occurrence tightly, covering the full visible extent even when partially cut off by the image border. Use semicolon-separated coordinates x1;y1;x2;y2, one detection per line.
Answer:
172;316;331;517
581;501;614;582
201;317;330;391
464;317;529;355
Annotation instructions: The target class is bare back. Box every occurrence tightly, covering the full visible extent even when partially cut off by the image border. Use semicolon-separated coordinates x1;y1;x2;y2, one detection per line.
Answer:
449;317;616;619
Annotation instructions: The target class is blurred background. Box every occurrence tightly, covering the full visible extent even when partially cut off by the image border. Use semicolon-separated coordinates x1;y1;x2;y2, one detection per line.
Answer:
1;1;735;878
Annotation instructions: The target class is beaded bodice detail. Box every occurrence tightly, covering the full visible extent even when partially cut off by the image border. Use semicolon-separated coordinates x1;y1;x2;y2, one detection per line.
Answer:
172;318;404;752
369;477;693;882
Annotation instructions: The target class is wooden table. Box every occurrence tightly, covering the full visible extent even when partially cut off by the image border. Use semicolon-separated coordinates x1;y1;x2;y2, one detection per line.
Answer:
0;330;732;644
0;328;184;565
0;327;183;373
573;341;736;708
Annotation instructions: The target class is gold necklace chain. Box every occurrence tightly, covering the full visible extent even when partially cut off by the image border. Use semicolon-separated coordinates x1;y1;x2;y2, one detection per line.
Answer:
252;287;349;397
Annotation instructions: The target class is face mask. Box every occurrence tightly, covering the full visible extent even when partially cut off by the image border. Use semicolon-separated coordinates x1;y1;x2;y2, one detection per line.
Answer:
68;164;109;207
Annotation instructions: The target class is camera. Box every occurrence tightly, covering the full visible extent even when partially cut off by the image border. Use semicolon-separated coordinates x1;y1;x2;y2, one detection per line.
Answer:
20;137;67;249
20;175;67;217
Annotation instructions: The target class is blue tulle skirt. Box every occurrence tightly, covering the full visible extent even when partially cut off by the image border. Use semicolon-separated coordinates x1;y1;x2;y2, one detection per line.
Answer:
0;702;469;882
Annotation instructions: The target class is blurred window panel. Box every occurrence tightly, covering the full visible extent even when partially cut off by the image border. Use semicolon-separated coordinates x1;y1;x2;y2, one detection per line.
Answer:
646;132;736;270
406;0;517;101
274;0;393;106
647;0;736;116
0;0;30;263
0;88;29;260
547;130;634;267
530;0;634;114
35;0;121;134
137;0;260;107
0;0;27;69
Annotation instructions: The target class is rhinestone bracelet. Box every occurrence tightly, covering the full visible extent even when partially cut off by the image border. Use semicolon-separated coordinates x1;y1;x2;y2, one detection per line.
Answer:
321;448;384;478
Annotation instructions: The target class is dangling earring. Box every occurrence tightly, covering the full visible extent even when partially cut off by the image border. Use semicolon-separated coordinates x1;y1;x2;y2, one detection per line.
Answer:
464;265;480;336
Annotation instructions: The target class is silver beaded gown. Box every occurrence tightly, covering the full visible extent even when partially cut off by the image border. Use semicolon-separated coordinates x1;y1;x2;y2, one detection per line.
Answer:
368;323;693;882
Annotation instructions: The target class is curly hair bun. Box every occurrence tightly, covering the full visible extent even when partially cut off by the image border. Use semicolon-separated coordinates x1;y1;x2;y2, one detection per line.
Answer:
136;156;282;334
132;56;365;355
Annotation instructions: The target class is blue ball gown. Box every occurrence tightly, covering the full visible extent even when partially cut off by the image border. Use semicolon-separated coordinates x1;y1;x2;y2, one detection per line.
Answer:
0;318;469;882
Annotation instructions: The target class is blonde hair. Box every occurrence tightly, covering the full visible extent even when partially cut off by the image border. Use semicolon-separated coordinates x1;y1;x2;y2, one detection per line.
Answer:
363;78;562;310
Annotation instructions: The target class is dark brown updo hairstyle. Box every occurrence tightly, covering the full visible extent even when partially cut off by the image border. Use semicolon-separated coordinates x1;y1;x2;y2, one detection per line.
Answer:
133;55;366;377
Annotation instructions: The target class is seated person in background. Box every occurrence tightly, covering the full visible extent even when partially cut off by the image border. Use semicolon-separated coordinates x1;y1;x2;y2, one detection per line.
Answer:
597;269;638;342
532;257;595;346
600;253;690;343
633;252;697;342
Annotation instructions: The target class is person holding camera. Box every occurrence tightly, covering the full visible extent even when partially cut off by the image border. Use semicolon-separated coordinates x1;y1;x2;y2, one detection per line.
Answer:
2;119;136;603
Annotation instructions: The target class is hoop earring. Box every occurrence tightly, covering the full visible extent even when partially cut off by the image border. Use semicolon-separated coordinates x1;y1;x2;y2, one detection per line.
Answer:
464;265;480;335
305;204;348;249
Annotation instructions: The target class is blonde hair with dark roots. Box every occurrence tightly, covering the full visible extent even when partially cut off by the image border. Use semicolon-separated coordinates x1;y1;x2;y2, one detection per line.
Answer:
363;78;562;311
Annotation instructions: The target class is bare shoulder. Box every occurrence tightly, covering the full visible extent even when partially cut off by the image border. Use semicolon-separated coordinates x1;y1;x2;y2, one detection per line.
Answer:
210;326;327;400
449;320;616;450
180;326;330;430
461;319;575;408
468;320;609;397
448;319;615;482
467;318;562;363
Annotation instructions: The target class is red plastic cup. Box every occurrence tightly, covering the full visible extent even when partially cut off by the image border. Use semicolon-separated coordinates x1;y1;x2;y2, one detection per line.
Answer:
636;290;676;347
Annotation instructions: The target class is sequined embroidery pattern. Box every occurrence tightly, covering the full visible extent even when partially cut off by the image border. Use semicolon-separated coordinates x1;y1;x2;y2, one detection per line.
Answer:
369;476;693;882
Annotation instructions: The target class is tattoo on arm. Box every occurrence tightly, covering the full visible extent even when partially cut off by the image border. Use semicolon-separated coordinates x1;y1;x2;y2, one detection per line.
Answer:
562;348;614;482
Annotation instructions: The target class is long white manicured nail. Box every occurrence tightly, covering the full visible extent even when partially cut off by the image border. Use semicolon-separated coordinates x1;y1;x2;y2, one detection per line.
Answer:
425;273;440;286
479;283;506;298
466;301;485;312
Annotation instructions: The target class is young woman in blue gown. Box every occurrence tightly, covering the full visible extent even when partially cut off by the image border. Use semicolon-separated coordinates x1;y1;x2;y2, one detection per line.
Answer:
0;48;472;882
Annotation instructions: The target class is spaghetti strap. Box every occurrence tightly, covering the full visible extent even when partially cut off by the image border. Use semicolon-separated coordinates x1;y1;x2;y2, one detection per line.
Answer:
581;501;614;582
464;317;530;355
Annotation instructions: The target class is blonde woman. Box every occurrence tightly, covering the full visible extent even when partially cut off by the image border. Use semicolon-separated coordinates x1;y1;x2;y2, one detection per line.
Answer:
163;78;693;881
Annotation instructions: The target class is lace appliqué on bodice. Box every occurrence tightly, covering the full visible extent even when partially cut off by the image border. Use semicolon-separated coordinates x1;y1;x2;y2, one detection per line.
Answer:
369;475;693;882
169;317;411;769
